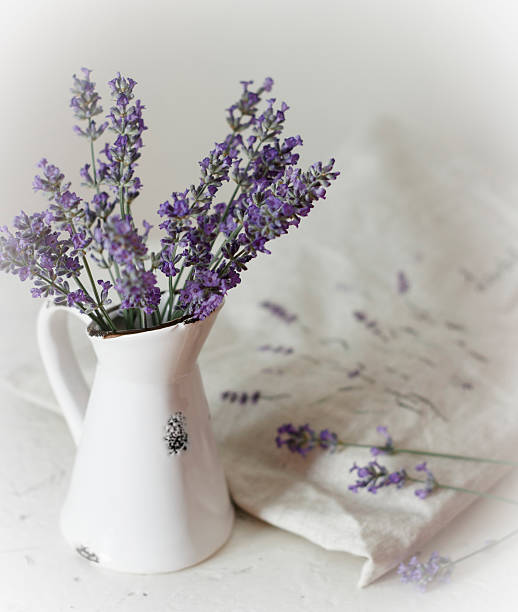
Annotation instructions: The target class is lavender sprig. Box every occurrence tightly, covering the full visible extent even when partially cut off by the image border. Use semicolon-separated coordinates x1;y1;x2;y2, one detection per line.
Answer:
397;552;453;591
0;210;104;329
398;525;518;592
100;73;147;218
94;215;160;320
408;464;518;505
276;423;518;467
413;461;437;499
276;423;518;505
157;78;339;322
350;457;518;505
32;159;115;331
70;68;108;144
349;460;407;494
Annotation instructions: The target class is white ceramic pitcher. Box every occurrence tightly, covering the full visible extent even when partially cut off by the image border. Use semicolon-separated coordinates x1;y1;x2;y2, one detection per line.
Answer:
37;301;234;573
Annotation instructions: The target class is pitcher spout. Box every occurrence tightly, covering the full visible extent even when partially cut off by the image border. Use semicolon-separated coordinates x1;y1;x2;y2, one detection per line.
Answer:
89;305;222;383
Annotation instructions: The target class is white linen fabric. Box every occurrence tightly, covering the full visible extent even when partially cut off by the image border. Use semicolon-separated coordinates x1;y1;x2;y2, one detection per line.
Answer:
2;123;518;586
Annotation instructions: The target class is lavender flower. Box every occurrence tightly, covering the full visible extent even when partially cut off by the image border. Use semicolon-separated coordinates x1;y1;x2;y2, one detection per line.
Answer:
95;215;159;315
32;158;67;196
370;425;394;456
276;423;318;456
115;267;160;314
99;73;147;211
158;78;339;320
221;390;261;405
349;459;407;494
397;270;410;294
2;70;339;333
258;344;294;355
33;160;89;243
66;289;95;310
275;424;340;456
260;300;297;324
0;211;79;293
96;215;148;265
70;68;108;141
414;462;437;499
353;310;385;339
397;552;453;591
318;429;339;452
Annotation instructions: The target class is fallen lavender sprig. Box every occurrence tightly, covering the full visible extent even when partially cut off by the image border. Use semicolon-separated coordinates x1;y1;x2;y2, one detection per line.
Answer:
350;458;518;504
276;423;518;504
276;423;518;466
349;460;407;494
397;551;453;591
222;390;290;405
276;423;518;592
407;461;518;505
398;526;518;592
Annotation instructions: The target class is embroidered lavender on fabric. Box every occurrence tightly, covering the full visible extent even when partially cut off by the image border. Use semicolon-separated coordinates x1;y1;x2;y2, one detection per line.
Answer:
164;412;189;455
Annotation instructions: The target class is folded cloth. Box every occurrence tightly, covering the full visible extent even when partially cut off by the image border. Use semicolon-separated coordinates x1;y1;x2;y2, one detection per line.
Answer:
3;123;518;586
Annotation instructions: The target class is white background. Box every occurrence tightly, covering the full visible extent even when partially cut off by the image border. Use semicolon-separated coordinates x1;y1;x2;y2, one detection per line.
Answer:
2;0;518;225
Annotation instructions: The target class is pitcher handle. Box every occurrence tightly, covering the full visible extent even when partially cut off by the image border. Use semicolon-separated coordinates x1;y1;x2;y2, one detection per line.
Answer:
37;300;92;445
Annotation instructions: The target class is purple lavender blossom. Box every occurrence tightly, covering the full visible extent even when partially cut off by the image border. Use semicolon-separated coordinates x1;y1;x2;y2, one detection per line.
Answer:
3;70;339;332
70;68;108;141
33;160;89;241
221;390;261;405
276;423;318;456
370;425;395;456
97;215;148;265
0;210;81;299
67;289;95;309
32;158;67;196
276;424;340;456
414;462;437;499
115;267;160;314
99;73;147;211
97;279;112;305
94;214;159;315
258;344;294;355
349;459;407;494
158;78;339;321
260;300;298;324
353;310;385;339
397;270;410;294
397;552;453;591
318;429;339;452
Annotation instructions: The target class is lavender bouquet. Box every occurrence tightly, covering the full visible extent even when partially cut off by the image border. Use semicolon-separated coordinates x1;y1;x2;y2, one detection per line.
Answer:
0;70;339;333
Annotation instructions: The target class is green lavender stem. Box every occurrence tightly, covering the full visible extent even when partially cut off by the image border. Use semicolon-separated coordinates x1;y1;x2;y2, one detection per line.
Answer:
210;221;244;272
86;124;121;304
166;276;174;321
437;483;518;506
453;526;518;565
73;276;112;331
335;440;518;467
80;254;116;332
88;121;100;196
35;272;103;329
407;476;518;506
218;131;271;226
208;130;273;269
164;267;185;322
